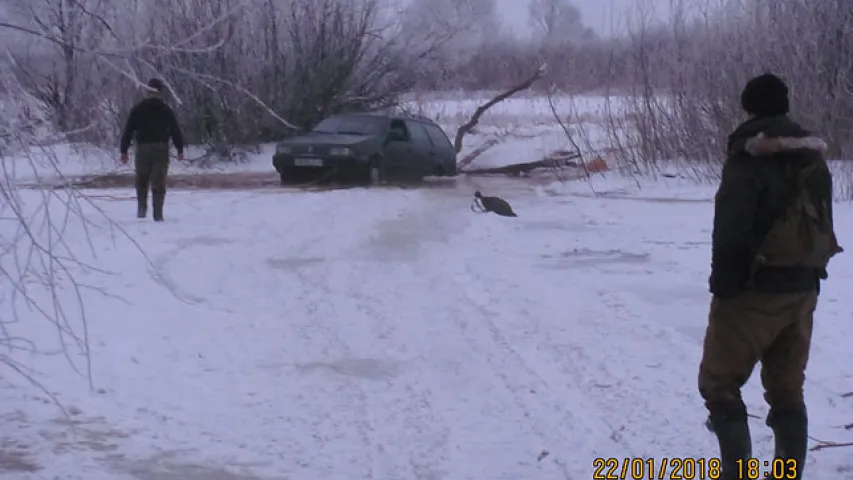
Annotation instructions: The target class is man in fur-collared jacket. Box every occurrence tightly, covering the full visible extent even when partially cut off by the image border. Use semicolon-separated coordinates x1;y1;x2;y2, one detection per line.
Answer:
698;73;841;480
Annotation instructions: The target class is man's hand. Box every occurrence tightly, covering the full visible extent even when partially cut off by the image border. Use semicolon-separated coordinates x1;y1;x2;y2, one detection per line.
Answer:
120;153;129;164
177;153;184;161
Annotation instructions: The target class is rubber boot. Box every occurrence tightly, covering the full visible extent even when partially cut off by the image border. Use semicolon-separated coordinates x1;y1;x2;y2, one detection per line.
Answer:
767;410;807;479
152;191;165;222
706;414;752;480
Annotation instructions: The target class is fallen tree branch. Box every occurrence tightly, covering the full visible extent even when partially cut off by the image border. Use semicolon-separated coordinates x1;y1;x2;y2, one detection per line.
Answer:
185;143;254;168
464;151;580;177
457;138;501;171
457;126;527;171
453;64;546;155
808;432;853;452
809;440;853;451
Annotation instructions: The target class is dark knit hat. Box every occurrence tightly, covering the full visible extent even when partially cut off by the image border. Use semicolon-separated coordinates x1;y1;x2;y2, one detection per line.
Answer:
740;73;789;117
146;78;165;93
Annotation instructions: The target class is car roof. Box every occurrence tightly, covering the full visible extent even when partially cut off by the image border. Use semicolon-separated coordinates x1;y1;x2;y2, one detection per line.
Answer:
330;111;438;125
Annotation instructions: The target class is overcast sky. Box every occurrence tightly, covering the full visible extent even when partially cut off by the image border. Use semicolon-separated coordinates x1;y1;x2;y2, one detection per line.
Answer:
495;0;671;37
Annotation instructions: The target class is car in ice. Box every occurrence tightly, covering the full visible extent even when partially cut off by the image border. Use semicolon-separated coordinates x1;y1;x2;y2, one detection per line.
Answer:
272;112;457;185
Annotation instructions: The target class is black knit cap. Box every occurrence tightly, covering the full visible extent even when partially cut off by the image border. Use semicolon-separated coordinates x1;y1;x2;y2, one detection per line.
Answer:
740;73;789;117
146;78;165;92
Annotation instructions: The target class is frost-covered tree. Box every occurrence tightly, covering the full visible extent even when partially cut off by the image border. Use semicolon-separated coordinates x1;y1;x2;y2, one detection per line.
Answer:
0;0;457;149
527;0;594;46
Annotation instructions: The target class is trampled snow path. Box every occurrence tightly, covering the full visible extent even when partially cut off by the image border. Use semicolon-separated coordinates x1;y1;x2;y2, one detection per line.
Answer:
1;176;851;479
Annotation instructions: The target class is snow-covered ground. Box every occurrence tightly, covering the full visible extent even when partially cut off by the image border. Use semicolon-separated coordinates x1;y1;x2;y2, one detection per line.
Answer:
1;93;851;478
1;172;851;479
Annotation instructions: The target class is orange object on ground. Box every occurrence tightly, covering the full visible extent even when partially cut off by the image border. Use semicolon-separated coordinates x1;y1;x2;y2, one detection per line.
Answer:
587;156;609;173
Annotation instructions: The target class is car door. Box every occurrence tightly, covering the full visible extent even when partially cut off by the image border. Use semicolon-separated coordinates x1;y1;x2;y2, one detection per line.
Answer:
403;120;434;176
422;123;457;175
383;119;429;177
382;119;413;177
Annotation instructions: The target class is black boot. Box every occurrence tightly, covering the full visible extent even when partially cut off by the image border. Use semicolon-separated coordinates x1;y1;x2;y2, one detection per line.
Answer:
767;409;807;479
135;188;147;218
152;191;165;222
135;174;149;218
706;414;752;480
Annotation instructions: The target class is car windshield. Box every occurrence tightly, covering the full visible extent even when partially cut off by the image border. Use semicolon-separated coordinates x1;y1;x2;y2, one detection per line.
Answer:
311;115;387;135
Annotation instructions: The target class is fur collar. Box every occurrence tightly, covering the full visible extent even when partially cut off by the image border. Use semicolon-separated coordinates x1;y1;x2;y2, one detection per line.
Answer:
744;132;828;156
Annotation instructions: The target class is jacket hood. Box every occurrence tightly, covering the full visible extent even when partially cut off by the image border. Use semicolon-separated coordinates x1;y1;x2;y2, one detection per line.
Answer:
743;133;828;156
138;96;167;107
727;115;827;157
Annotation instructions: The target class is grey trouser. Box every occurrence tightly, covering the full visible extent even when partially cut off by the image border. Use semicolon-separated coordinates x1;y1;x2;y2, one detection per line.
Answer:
134;142;170;202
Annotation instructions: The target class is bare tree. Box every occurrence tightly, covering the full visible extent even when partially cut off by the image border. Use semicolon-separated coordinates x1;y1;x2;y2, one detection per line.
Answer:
279;0;418;128
527;0;593;46
575;0;853;196
0;0;460;163
403;0;500;50
0;65;98;399
2;0;122;138
402;0;505;90
0;0;256;396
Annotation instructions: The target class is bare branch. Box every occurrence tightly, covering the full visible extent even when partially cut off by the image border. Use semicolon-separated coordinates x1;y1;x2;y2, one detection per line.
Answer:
453;64;546;154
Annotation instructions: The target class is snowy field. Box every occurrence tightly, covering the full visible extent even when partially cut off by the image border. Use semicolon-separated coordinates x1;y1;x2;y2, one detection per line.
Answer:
1;95;852;479
2;174;852;479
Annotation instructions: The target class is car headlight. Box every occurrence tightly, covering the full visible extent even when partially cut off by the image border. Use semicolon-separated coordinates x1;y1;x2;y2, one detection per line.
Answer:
276;145;292;154
329;147;353;156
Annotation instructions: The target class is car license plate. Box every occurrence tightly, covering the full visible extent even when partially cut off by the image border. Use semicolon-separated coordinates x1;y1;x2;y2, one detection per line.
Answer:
294;157;323;167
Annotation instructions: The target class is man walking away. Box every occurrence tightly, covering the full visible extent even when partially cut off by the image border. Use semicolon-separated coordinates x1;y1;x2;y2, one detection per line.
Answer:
698;73;842;480
120;78;185;222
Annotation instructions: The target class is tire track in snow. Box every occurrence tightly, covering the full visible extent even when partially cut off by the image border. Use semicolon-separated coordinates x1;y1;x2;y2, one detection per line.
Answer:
275;187;568;479
128;190;393;478
440;265;628;475
287;265;382;479
247;189;413;479
464;278;643;441
146;190;334;311
334;190;606;479
149;235;235;309
289;191;463;479
248;187;459;479
451;200;720;462
335;280;453;480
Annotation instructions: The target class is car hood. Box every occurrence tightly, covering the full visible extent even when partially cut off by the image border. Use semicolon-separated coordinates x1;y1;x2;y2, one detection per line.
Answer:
280;133;374;147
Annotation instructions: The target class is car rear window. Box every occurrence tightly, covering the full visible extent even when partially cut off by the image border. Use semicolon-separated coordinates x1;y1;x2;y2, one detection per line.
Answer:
424;123;454;150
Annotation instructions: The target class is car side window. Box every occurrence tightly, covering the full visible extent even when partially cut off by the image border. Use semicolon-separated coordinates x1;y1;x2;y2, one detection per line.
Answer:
424;123;454;152
388;119;410;142
405;120;432;148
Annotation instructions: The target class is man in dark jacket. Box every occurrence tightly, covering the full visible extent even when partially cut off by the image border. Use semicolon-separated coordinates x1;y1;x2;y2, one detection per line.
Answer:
120;78;185;221
698;74;840;480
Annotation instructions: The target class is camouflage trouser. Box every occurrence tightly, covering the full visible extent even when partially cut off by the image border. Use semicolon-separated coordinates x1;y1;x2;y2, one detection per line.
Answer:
134;142;169;206
698;290;817;421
